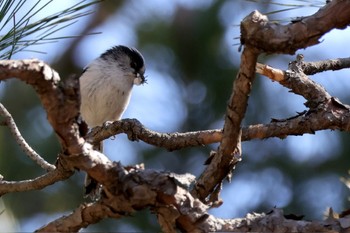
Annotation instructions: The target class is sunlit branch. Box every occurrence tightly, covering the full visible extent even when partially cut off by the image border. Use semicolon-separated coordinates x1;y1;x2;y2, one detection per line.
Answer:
257;56;333;103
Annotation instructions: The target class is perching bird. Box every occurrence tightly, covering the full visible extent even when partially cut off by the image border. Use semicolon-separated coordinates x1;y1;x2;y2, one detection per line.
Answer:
79;45;146;198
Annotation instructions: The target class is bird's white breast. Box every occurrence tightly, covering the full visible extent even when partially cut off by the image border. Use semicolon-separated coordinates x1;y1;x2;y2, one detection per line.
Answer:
80;59;134;127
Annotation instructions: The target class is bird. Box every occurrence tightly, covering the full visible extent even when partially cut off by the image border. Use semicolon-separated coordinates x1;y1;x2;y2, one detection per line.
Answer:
80;45;146;127
79;45;146;198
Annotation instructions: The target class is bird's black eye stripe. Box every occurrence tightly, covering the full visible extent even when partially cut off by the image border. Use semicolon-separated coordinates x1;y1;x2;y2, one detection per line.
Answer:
131;61;138;70
128;50;144;74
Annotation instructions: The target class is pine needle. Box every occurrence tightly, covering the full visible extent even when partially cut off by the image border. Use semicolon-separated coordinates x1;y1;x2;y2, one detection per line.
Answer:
0;0;103;59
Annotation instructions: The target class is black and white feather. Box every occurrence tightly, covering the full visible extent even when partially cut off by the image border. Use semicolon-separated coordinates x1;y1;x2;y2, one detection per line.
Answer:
80;45;146;127
79;45;146;198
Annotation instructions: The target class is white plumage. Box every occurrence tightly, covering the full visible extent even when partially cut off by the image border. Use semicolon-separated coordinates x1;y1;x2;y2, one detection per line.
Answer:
79;45;146;198
80;58;133;127
79;45;145;127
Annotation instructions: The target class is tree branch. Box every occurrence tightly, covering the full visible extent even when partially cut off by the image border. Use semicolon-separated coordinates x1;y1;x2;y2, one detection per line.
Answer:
301;57;350;75
36;202;119;232
241;0;350;54
257;56;331;105
85;102;350;150
37;156;346;232
0;158;73;196
0;59;84;155
1;2;350;228
86;119;223;151
0;102;55;171
192;46;259;202
86;54;350;151
0;59;85;196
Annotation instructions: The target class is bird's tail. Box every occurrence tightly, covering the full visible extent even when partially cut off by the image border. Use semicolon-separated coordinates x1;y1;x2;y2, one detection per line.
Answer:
84;140;103;200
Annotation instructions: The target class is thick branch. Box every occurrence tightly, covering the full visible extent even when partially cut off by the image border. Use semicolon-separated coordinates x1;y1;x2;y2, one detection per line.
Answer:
192;46;259;201
241;0;350;54
0;59;84;195
37;155;346;232
0;59;84;154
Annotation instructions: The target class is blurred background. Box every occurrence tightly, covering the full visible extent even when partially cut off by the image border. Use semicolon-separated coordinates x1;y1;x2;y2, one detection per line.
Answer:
0;0;350;231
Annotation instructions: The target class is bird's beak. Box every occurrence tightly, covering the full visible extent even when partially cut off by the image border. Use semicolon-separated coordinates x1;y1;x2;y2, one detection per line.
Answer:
134;73;146;85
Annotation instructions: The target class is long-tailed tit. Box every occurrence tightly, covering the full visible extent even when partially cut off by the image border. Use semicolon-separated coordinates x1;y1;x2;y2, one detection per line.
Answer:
80;45;146;127
79;45;146;197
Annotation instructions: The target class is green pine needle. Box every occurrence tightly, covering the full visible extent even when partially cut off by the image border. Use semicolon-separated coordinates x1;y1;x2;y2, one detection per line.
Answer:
0;0;103;59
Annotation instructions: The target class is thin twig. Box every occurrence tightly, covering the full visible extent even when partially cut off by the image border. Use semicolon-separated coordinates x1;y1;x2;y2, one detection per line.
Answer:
0;162;73;196
301;57;350;75
87;119;223;151
0;102;55;171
